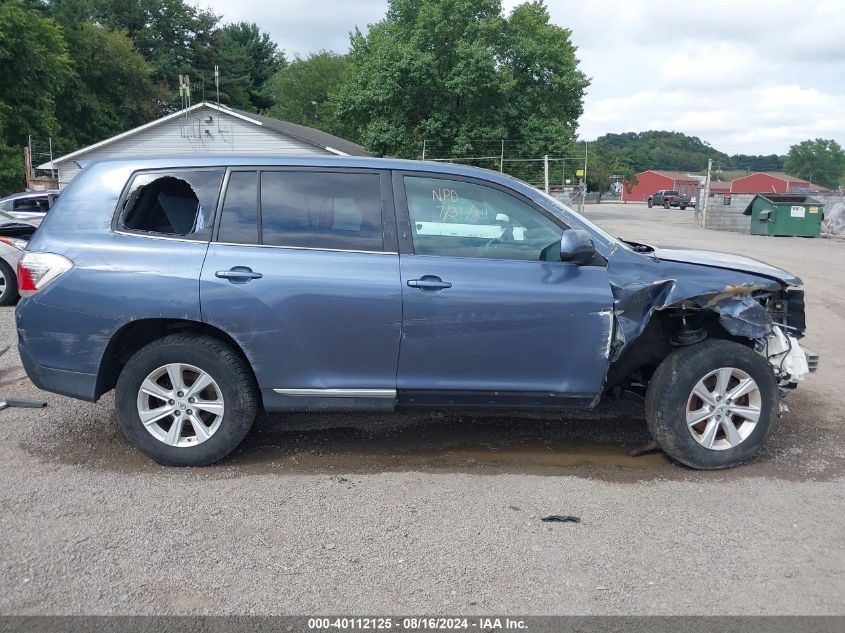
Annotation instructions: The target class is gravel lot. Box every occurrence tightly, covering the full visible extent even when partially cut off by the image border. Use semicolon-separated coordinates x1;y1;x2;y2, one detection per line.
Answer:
1;203;843;615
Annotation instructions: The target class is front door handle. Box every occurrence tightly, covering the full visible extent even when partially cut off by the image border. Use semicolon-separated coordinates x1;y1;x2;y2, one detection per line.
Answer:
215;267;263;283
407;276;452;291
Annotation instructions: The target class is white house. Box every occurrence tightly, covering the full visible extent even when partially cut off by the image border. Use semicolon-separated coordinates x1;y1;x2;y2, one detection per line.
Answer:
39;101;370;188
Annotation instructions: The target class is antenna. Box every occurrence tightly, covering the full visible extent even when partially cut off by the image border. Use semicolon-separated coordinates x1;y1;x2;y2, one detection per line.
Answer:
178;74;192;112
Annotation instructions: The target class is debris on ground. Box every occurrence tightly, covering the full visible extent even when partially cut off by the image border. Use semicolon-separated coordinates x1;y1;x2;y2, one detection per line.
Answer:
628;441;661;457
0;399;48;412
541;515;581;523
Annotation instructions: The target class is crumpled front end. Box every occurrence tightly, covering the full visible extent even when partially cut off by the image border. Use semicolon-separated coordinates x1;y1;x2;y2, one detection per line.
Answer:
603;246;817;391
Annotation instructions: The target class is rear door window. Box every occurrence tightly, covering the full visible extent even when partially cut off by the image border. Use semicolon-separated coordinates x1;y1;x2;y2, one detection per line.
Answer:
259;171;384;251
118;170;224;239
218;171;259;245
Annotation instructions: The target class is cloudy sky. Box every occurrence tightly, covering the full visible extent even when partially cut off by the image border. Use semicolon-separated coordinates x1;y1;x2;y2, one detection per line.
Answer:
203;0;845;155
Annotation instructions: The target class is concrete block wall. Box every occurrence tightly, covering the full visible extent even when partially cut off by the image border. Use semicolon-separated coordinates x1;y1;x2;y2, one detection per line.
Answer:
701;192;754;233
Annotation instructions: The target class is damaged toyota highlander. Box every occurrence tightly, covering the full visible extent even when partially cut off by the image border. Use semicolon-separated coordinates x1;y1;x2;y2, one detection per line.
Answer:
15;156;817;468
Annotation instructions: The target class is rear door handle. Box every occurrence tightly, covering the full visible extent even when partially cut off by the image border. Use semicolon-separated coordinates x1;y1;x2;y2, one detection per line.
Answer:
407;276;452;291
215;267;263;282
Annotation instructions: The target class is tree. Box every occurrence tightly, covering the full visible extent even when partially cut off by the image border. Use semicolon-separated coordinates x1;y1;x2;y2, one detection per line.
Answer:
586;146;637;203
53;22;163;150
219;22;284;111
50;0;220;104
0;0;71;193
333;0;588;158
784;138;845;189
268;52;348;134
591;131;728;173
191;21;284;111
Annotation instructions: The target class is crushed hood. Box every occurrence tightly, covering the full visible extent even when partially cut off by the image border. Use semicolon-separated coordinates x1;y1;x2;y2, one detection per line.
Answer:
650;247;801;287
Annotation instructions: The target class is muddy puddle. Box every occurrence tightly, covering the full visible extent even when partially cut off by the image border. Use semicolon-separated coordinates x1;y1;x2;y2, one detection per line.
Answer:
18;390;845;482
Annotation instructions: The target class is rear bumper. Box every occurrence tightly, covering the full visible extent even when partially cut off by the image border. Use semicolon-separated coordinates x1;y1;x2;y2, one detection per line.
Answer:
15;297;115;402
18;341;99;402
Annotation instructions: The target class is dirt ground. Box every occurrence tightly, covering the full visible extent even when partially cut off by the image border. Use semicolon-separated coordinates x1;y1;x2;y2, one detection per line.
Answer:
0;202;843;615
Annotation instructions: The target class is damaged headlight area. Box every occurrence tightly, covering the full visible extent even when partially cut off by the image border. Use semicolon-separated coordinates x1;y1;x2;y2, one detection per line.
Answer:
758;325;816;387
756;288;817;387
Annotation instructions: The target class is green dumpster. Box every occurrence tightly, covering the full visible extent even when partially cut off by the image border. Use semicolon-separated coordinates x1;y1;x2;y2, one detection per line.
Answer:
744;194;824;237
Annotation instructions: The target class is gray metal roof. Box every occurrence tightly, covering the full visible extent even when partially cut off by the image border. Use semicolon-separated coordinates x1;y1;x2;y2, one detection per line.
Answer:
226;106;371;157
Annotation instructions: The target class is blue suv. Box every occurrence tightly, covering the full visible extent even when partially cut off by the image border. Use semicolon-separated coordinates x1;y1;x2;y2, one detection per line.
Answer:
16;156;816;468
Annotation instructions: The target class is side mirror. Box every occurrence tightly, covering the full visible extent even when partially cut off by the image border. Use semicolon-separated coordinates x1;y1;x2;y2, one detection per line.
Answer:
560;229;595;265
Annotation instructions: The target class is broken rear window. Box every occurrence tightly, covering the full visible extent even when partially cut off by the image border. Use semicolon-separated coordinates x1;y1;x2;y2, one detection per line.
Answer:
118;170;224;239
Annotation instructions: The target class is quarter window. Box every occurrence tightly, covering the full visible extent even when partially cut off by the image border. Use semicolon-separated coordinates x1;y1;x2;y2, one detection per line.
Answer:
119;170;224;238
404;176;562;261
260;171;383;251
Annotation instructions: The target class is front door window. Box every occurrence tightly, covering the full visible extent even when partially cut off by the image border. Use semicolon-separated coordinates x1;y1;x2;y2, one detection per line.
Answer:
404;176;562;261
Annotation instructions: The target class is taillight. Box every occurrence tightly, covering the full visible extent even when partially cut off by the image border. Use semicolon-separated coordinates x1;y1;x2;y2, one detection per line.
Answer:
17;252;73;297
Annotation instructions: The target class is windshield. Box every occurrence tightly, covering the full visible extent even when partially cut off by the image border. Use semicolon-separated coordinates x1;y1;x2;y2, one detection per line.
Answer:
534;189;627;252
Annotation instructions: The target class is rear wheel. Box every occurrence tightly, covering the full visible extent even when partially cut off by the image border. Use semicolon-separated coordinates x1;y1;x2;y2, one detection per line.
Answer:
115;333;257;466
645;339;777;469
0;259;19;306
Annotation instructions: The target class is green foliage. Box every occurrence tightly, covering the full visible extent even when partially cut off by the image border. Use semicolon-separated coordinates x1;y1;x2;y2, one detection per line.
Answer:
0;0;71;193
54;22;162;149
333;0;589;159
586;145;637;201
728;153;784;172
83;0;220;93
219;22;284;111
268;52;349;135
193;22;284;111
591;131;729;173
784;138;845;189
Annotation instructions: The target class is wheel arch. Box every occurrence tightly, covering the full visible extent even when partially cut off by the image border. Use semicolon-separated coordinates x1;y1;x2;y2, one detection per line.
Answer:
96;318;260;405
604;307;756;394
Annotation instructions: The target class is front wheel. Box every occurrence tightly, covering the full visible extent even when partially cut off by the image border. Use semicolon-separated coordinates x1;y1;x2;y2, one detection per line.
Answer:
645;339;778;469
680;205;687;210
115;334;257;466
647;199;654;208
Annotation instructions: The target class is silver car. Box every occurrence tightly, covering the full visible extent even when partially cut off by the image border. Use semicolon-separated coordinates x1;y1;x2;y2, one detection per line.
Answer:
0;190;60;222
0;210;39;305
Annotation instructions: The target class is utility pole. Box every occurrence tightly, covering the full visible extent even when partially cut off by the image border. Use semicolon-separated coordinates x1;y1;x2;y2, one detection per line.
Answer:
700;158;712;228
422;139;427;161
544;154;550;194
582;141;588;210
500;140;504;173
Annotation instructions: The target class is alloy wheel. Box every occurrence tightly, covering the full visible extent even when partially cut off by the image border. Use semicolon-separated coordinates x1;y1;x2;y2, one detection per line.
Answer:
685;367;761;450
136;363;225;447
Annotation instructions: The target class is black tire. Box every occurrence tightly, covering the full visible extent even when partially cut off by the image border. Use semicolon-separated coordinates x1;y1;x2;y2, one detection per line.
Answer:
115;333;257;466
680;205;687;210
647;199;653;208
663;201;670;209
0;258;19;306
645;339;778;469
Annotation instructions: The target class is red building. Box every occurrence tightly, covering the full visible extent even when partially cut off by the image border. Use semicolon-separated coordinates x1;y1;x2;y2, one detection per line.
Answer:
622;170;701;203
709;180;731;194
730;172;830;194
